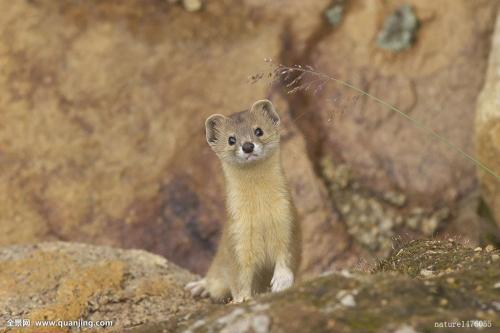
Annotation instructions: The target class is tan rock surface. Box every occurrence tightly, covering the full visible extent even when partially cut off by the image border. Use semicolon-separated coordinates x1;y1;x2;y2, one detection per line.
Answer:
178;240;500;333
0;0;349;276
291;0;498;208
0;0;498;278
0;242;206;333
2;240;498;333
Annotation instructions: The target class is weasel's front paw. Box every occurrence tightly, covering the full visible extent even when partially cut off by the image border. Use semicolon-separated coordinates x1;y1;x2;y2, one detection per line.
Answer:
185;279;209;298
271;267;294;292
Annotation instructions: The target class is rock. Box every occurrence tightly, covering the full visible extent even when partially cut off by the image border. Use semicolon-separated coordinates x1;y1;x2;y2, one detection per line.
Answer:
0;0;498;283
180;239;500;333
320;157;395;256
0;0;349;276
182;0;202;12
419;269;433;277
299;0;499;211
393;325;419;333
420;217;438;236
324;0;346;27
475;8;500;228
319;156;453;258
0;242;208;332
376;4;419;52
420;207;449;236
338;293;356;307
250;314;271;333
0;240;497;332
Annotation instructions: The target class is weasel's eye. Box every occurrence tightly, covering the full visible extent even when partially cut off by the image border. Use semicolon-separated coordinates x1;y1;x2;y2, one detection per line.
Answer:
228;136;236;145
254;128;264;137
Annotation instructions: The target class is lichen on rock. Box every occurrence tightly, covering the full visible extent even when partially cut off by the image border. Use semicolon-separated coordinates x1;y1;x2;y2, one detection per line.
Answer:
0;242;209;332
0;240;498;332
324;0;346;27
377;4;419;52
319;156;451;257
179;239;500;333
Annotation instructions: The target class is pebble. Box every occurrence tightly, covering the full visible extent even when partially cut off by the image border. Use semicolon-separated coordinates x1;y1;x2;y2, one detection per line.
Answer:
394;325;418;333
421;217;438;236
336;290;356;307
182;0;202;12
420;269;433;277
492;254;499;262
339;294;356;307
340;269;353;278
251;315;270;333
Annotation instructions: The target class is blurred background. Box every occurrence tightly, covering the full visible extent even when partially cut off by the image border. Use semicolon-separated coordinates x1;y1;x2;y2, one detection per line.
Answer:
0;0;499;278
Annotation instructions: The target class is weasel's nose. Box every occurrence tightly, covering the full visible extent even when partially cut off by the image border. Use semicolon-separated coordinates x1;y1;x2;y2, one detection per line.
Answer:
242;142;254;154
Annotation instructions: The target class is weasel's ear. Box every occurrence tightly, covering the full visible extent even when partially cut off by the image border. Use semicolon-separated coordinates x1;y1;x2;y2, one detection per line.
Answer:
205;114;226;145
251;99;280;126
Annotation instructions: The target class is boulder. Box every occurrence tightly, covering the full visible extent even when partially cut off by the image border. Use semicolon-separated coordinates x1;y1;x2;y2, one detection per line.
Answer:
0;0;348;276
290;0;498;209
475;8;500;228
0;0;498;278
1;240;498;332
272;0;500;256
0;242;206;333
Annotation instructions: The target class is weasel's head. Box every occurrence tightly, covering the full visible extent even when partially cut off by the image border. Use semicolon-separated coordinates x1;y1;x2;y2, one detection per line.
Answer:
205;99;280;166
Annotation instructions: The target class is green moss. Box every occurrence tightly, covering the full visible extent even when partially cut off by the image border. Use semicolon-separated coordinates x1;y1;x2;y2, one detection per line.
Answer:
373;239;491;277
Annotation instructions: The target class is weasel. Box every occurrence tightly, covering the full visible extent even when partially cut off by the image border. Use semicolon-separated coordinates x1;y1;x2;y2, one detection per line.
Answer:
185;99;301;303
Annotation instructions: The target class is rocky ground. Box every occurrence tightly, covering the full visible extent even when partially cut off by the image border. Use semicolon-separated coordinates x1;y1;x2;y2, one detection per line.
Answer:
0;242;207;333
0;240;498;332
0;0;499;279
176;239;500;333
0;1;499;331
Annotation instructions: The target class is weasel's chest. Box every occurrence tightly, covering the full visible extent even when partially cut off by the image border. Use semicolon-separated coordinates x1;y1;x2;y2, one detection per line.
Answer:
227;190;293;256
227;189;290;227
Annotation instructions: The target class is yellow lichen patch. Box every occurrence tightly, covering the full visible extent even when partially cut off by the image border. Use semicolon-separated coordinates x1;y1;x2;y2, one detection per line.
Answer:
23;260;125;333
133;276;179;299
0;243;202;333
0;250;75;297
